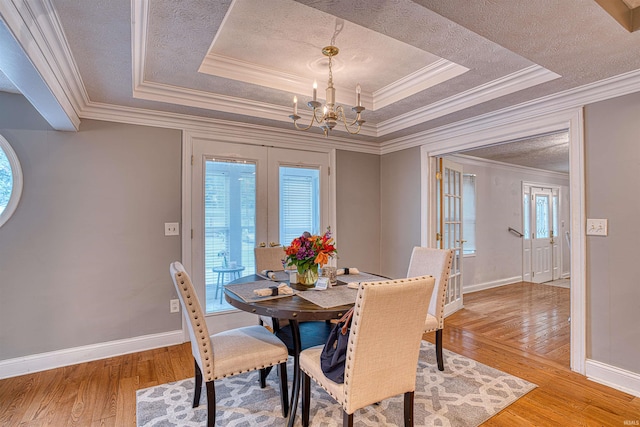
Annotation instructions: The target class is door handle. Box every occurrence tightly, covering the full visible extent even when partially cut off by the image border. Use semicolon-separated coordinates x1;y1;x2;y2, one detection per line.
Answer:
259;242;266;248
269;242;281;247
456;239;467;244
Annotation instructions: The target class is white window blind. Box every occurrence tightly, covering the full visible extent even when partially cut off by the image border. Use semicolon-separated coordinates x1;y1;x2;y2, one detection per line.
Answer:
279;167;319;244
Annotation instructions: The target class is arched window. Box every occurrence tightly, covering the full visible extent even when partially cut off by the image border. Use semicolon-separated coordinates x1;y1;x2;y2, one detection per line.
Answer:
0;134;23;228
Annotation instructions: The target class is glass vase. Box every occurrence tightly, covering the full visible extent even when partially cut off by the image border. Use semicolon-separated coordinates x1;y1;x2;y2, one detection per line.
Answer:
298;264;319;286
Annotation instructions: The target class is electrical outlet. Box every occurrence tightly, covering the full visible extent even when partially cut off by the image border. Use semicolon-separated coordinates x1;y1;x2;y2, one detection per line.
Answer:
165;222;179;236
586;218;608;236
170;299;180;313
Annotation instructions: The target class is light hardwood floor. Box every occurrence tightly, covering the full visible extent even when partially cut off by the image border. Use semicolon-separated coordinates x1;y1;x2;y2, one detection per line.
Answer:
1;281;638;426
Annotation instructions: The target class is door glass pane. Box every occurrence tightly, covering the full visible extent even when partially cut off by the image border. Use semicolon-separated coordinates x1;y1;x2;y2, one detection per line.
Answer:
523;193;530;239
205;159;256;313
553;195;558;237
535;194;549;239
279;166;319;245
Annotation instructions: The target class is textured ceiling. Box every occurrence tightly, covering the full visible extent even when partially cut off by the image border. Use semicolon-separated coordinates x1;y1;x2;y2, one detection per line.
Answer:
459;132;570;174
3;0;640;148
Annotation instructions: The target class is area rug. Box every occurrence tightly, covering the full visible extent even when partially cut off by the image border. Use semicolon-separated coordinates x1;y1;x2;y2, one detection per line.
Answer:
136;342;535;426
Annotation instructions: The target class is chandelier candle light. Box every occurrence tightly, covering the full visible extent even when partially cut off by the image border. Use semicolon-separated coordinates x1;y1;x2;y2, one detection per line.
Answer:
290;45;365;137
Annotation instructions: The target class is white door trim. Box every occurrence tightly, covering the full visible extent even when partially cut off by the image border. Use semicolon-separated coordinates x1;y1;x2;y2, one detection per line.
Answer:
420;107;586;374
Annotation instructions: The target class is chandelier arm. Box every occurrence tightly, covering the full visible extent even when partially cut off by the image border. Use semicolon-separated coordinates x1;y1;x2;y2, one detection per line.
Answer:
291;114;316;131
335;105;363;135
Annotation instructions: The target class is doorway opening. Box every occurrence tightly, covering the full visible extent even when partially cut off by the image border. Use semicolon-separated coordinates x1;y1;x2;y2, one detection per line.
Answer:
420;108;585;374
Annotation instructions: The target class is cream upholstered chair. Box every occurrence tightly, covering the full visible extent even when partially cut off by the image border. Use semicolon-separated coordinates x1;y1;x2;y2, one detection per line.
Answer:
254;246;286;330
169;262;289;427
406;247;454;371
254;246;285;272
299;276;435;427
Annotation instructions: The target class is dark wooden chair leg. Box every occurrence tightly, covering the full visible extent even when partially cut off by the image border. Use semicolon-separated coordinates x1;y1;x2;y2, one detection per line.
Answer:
301;372;311;426
259;368;267;388
279;362;289;417
205;380;216;427
343;411;354;427
436;329;445;371
193;359;202;408
404;391;414;427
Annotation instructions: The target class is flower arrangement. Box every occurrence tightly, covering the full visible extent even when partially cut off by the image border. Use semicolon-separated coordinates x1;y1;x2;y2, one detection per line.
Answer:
284;229;336;285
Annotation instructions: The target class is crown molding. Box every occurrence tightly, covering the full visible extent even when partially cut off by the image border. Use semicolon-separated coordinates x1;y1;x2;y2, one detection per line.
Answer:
0;0;85;130
132;79;379;137
373;59;468;110
7;0;640;158
132;0;552;138
199;53;376;110
380;67;640;155
80;100;381;154
377;65;560;137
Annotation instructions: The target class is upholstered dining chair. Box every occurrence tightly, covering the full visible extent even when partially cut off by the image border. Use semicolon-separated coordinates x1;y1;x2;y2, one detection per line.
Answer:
254;245;285;272
406;247;454;371
299;276;435;427
169;261;289;427
254;246;286;331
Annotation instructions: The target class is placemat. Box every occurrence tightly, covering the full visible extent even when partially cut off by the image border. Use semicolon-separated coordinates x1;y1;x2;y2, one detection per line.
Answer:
336;272;389;284
256;270;290;282
296;286;358;308
224;281;297;303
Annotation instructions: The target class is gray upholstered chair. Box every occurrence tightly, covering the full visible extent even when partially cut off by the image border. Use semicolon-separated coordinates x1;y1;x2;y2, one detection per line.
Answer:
299;276;435;427
406;247;454;371
169;261;289;427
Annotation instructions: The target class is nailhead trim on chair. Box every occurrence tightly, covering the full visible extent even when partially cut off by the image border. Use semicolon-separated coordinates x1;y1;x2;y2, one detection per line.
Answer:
432;250;453;331
177;271;215;381
177;271;289;381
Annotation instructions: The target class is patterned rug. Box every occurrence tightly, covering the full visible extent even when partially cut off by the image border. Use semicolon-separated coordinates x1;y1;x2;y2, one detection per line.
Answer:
136;342;535;426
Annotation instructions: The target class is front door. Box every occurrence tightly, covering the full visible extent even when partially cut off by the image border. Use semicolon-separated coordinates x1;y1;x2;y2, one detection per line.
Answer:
531;187;554;283
191;139;331;333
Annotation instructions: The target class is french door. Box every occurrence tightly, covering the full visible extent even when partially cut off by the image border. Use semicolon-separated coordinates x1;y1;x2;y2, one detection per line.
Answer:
437;158;464;315
191;139;331;332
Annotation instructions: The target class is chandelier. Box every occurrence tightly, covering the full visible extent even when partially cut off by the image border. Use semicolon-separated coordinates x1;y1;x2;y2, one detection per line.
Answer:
289;45;365;137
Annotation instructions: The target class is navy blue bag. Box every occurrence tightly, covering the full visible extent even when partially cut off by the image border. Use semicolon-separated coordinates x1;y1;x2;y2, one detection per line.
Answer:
320;307;354;383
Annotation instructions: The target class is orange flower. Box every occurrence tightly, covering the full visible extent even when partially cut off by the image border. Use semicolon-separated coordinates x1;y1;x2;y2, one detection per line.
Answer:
314;251;329;266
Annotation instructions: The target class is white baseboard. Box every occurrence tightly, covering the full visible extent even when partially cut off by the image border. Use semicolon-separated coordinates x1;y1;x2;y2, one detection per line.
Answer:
0;330;185;379
585;359;640;398
463;276;522;294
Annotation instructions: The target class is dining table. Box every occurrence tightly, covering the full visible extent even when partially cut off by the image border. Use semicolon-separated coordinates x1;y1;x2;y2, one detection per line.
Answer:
224;272;388;427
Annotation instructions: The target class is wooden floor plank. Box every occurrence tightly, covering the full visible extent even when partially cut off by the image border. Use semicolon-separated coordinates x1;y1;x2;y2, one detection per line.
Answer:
0;281;638;426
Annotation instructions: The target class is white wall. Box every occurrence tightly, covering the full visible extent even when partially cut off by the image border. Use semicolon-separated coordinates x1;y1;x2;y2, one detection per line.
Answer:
447;155;570;292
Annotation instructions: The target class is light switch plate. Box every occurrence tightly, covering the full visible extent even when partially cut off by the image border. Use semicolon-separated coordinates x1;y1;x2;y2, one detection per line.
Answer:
164;222;179;236
586;218;608;236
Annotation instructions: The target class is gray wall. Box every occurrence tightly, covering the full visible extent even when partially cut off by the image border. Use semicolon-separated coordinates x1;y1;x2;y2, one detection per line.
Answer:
450;157;570;290
335;150;381;274
380;146;422;278
585;92;640;374
0;93;182;360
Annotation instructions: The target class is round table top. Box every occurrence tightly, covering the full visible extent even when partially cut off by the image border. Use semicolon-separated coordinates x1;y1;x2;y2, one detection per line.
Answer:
224;274;353;321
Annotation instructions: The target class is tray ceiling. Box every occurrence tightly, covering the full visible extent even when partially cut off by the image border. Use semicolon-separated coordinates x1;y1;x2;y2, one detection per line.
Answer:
3;0;640;146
